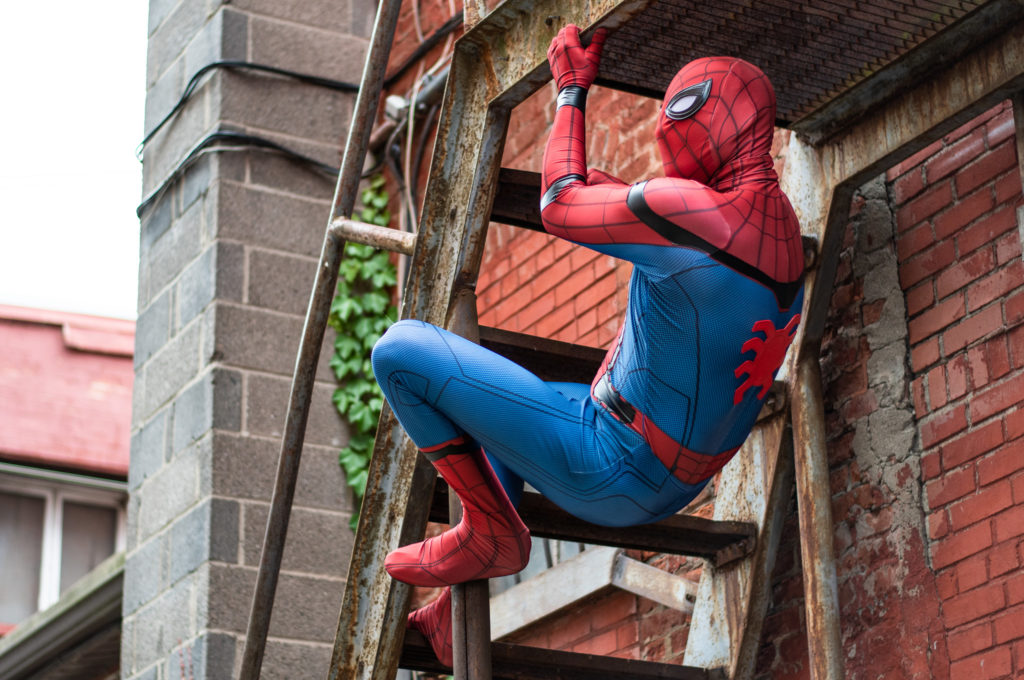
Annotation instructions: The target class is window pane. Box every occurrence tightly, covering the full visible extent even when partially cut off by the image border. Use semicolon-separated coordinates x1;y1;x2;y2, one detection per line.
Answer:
0;491;44;624
60;501;117;594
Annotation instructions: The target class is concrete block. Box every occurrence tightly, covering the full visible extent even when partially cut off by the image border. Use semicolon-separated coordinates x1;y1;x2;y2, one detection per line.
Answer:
126;488;143;553
130;572;198;672
138;438;202;538
268;571;345;642
206;563;256;634
210;432;351;511
172;368;243;452
260;639;332;680
211;303;295;374
123;533;167;616
141;318;201;418
247;248;319;316
147;0;212;88
180;151;213;217
169;497;240;584
143;55;184;141
219;70;355;146
246;136;340;200
246;372;347;449
148;196;203;298
216;241;246;303
135;288;172;369
183;7;248;80
216;181;327;258
148;0;181;37
179;244;217;328
142;93;214;196
130;408;169;491
139;185;174;252
242;503;352;576
230;0;355;34
207;564;343;643
352;0;376;38
166;631;238;680
180;241;247;330
248;15;367;85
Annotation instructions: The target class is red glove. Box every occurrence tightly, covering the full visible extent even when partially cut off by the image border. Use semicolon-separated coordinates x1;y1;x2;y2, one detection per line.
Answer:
547;25;607;90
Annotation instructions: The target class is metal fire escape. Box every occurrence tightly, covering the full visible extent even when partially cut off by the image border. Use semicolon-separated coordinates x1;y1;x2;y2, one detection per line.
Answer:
238;1;1024;678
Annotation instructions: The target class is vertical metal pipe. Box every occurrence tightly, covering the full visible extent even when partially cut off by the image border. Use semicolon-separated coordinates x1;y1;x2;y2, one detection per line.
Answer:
445;289;492;680
237;1;404;677
791;353;845;680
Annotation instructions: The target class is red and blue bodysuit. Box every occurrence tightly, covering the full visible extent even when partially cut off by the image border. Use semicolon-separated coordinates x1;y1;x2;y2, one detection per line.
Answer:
370;25;804;666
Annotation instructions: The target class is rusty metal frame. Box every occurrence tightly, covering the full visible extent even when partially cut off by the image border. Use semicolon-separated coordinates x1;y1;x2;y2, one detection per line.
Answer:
237;1;405;678
330;2;655;679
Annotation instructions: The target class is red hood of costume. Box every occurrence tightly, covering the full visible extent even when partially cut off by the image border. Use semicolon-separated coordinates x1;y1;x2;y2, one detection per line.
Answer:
656;57;778;190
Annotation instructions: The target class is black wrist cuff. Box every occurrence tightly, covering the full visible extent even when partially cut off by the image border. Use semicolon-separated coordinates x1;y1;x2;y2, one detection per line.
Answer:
556;85;588;112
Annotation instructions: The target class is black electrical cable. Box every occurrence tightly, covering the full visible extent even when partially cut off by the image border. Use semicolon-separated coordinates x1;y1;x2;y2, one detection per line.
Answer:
138;61;360;157
383;11;463;86
136;130;338;217
139;13;463;158
136;12;464;217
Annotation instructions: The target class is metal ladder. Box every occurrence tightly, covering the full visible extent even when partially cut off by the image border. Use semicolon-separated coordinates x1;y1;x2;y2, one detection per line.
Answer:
240;1;845;679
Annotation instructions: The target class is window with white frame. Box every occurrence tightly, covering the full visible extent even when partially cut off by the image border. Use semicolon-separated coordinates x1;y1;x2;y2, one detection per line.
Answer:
0;465;126;631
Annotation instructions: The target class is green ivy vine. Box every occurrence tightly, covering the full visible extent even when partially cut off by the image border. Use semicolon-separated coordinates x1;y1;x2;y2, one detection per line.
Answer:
329;174;397;530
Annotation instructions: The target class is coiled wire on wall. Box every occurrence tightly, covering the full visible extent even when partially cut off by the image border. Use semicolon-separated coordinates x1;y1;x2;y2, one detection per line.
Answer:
136;11;461;219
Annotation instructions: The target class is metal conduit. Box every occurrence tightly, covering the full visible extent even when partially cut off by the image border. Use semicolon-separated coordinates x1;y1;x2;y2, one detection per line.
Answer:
237;1;405;676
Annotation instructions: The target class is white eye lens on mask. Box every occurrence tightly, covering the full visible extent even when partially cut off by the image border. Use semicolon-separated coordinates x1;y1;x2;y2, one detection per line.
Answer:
665;78;712;121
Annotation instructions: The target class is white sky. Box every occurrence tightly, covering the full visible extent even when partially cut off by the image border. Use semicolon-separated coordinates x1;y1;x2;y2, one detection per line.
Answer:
0;3;147;321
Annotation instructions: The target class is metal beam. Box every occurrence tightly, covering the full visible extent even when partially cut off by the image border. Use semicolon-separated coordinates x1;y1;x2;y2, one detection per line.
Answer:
791;354;844;680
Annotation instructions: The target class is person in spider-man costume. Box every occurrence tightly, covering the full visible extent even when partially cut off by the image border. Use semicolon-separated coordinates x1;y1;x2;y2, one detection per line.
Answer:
370;24;804;666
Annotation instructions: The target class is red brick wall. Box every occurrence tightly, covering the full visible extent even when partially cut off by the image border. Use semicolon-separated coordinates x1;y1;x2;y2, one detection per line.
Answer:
895;101;1024;680
758;101;1023;680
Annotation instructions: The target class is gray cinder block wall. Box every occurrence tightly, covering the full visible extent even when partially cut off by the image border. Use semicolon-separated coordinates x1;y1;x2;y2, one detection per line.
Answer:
126;1;374;677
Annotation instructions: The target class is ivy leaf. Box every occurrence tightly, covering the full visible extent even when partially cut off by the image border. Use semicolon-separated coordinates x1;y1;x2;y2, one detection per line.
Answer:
332;387;350;413
335;334;362;359
360;290;390;315
339;448;368;478
347;469;368;498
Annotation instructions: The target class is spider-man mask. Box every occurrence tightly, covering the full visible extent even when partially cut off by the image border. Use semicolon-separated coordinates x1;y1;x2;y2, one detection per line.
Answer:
656;57;777;190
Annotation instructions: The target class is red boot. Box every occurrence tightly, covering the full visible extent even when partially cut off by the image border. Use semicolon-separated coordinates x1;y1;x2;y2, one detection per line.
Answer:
385;439;531;587
408;587;453;668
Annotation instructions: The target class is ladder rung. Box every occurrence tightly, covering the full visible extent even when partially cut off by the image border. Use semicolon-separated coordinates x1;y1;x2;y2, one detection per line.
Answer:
430;486;756;567
401;630;726;679
329;217;417;255
479;326;605;383
491;168;543;232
